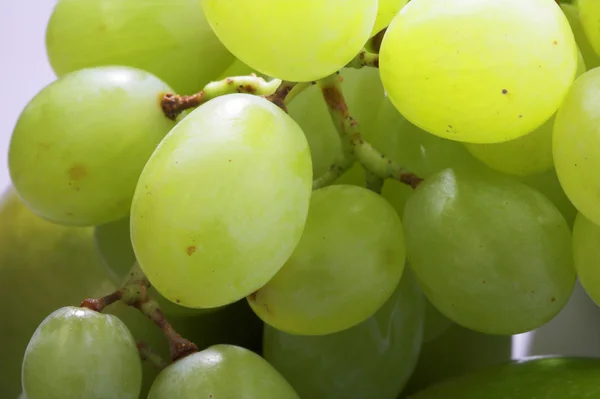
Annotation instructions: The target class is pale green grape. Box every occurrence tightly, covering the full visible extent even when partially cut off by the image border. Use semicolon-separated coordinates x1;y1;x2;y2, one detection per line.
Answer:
8;67;175;226
380;0;578;143
22;307;141;399
199;0;378;82
521;169;577;228
371;0;409;36
94;218;209;318
131;94;312;309
579;0;600;61
554;67;600;226
464;52;586;176
148;345;299;398
572;213;600;306
46;0;233;95
403;168;575;334
263;271;424;399
248;185;406;336
562;3;600;69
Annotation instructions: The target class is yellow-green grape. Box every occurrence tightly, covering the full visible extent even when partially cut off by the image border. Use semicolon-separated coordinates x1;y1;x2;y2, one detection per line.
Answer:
371;0;409;36
199;0;378;82
46;0;233;95
263;271;424;399
464;52;586;176
8;67;175;226
248;185;406;336
521;170;578;228
404;168;575;334
380;0;578;144
562;3;600;69
131;94;312;309
554;67;600;226
579;0;600;61
572;213;600;306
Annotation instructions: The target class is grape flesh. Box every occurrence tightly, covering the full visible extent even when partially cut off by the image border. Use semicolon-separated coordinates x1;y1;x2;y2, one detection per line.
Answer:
148;345;299;399
371;0;409;36
199;0;378;82
248;185;406;336
131;94;312;309
572;213;600;306
380;0;578;143
46;0;233;95
8;66;175;226
403;168;575;334
562;3;600;70
22;307;141;399
553;67;600;226
263;271;424;399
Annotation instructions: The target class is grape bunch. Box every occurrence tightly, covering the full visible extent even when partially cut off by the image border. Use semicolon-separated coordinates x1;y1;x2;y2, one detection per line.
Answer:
7;0;600;398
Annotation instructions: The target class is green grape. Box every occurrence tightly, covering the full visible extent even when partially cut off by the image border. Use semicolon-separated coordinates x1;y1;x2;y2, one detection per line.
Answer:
422;299;453;343
148;345;299;399
131;94;312;309
404;322;512;395
8;66;175;227
562;3;600;70
371;0;409;36
579;0;600;61
248;185;406;336
408;357;600;399
572;213;600;306
46;0;233;95
94;218;210;318
199;0;378;82
464;52;586;176
380;0;578;144
22;307;142;399
263;271;424;399
403;168;575;334
554;67;600;226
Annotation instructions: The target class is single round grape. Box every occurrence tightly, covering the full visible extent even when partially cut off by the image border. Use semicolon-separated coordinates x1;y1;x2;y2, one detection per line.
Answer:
554;67;600;226
248;185;406;336
22;306;141;399
131;94;312;309
404;168;575;334
263;271;424;399
46;0;233;95
562;3;600;70
199;0;378;82
572;213;600;306
8;66;175;226
371;0;409;36
380;0;578;143
148;345;299;399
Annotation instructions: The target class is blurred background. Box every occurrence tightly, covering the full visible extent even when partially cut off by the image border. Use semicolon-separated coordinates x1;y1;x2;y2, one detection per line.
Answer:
1;0;600;360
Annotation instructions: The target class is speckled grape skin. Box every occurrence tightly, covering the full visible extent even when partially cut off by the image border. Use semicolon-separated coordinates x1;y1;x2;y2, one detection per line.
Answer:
131;94;312;309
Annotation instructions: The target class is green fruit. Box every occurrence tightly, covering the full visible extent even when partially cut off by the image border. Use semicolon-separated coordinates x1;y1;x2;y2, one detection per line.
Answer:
408;356;600;398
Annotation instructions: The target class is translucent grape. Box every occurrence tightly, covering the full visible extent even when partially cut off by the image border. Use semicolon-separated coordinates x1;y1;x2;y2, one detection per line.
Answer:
554;67;600;226
199;0;378;82
380;0;578;143
264;271;424;399
371;0;409;36
572;213;600;306
8;67;175;226
248;185;406;336
562;3;600;70
131;94;312;309
148;345;299;398
403;168;575;334
46;0;233;95
22;307;141;399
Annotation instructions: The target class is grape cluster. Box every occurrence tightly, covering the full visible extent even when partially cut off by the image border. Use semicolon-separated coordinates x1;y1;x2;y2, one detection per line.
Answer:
9;0;600;398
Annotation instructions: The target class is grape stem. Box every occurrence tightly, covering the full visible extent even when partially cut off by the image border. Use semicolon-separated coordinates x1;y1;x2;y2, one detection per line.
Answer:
367;29;386;54
346;49;380;69
161;75;282;119
315;74;423;190
365;171;385;194
81;262;199;363
137;341;169;370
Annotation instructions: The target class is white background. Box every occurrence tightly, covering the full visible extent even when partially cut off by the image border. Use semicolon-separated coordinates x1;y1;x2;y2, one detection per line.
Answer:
1;0;600;358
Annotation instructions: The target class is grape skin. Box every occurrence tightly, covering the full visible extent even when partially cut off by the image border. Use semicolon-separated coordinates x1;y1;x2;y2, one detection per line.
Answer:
371;0;409;36
572;213;600;306
248;185;406;336
22;307;142;399
131;94;312;309
8;66;175;226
